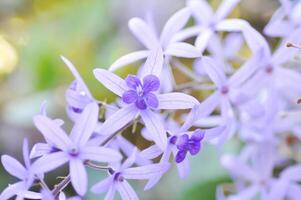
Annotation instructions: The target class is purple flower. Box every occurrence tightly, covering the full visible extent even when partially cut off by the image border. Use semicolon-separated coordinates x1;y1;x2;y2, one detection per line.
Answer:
93;69;199;149
174;129;205;163
173;0;241;52
264;0;301;38
109;8;200;72
91;150;170;199
141;125;225;178
0;139;41;200
181;53;264;140
268;164;301;200
61;56;94;121
220;141;277;200
122;74;160;110
31;102;122;195
241;28;301;103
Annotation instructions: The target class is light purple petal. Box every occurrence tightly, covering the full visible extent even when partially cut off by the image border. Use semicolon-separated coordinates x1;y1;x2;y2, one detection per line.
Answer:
272;28;301;65
70;102;99;146
116;136;152;166
116;180;139;200
268;180;289;200
140;110;167;150
291;2;301;23
93;69;128;97
143;160;170;190
121;148;137;170
30;143;52;159
216;19;270;55
157;93;199;110
279;0;293;14
31;152;68;174
140;145;162;160
195;28;213;52
287;183;301;200
61;56;93;98
97;105;138;137
22;138;31;169
22;191;42;199
140;47;164;78
81;146;122;163
228;49;264;87
65;88;92;109
221;155;258;182
281;164;301;181
41;189;55;200
105;185;116;200
164;42;201;58
144;172;164;191
91;176;114;194
181;92;220;131
1;155;26;180
160;7;191;47
0;182;25;200
223;33;243;57
128;18;159;49
70;159;87;196
215;0;240;21
202;56;227;88
171;26;202;43
187;0;213;24
109;51;149;71
203;126;226;142
264;20;294;38
123;162;170;180
33;115;72;151
276;68;301;94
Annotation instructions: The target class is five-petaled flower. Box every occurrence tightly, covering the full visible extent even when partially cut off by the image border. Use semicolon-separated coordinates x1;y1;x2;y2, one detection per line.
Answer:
91;150;170;200
0;139;41;200
31;102;122;195
122;74;160;110
93;68;199;150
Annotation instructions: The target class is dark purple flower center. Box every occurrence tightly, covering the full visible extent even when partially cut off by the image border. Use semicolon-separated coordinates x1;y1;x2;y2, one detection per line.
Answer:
71;107;83;113
113;172;124;182
174;129;205;163
265;64;274;74
68;147;80;157
122;74;160;110
220;86;229;95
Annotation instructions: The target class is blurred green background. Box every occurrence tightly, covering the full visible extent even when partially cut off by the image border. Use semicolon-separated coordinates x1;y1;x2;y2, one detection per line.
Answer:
0;0;278;199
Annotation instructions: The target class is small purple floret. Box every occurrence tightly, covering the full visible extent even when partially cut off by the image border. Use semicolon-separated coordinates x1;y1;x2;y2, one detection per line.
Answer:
175;129;205;163
122;74;160;110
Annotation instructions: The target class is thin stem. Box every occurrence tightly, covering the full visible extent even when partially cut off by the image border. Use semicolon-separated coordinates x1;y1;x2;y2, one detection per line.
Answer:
172;59;206;82
85;160;110;170
174;82;216;92
39;177;51;192
287;42;301;49
52;175;71;197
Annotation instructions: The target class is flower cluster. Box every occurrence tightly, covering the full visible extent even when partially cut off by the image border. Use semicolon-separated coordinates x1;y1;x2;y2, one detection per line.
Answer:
1;0;301;199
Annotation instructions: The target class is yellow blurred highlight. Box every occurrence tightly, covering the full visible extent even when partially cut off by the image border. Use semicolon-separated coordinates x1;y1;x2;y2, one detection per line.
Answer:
0;36;18;74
